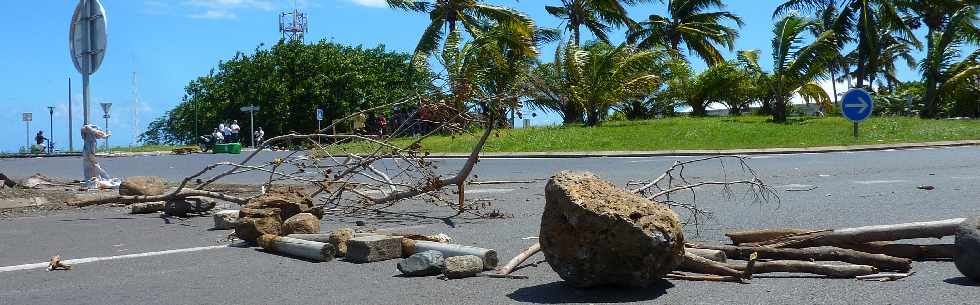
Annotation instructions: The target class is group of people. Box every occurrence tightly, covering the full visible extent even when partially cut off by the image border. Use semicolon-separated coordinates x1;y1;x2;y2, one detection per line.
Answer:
352;106;434;137
207;120;265;146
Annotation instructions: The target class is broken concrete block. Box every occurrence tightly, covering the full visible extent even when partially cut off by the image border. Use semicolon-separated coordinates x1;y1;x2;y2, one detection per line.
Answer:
540;171;685;288
329;228;356;257
282;213;320;235
345;235;402;263
130;201;166;214
398;250;445;277
409;240;498;268
443;255;483;279
235;208;282;243
213;210;239;230
119;176;166;196
956;216;980;282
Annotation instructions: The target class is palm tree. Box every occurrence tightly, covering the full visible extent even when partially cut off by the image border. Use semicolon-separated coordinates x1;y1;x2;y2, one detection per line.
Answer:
545;0;654;46
627;0;743;66
810;4;851;107
743;15;838;123
386;0;537;67
916;6;980;118
526;49;586;124
775;0;914;89
894;0;980;118
868;30;919;92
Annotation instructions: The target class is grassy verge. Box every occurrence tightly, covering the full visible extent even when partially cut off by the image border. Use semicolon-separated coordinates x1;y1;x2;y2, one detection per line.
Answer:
340;116;980;153
108;145;184;153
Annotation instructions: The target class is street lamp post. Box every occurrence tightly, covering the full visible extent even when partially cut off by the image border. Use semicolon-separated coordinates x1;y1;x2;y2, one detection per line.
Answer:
100;102;112;153
23;113;32;151
48;106;55;153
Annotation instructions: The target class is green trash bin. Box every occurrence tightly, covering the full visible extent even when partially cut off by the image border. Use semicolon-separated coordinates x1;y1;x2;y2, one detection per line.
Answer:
213;143;230;154
228;142;241;154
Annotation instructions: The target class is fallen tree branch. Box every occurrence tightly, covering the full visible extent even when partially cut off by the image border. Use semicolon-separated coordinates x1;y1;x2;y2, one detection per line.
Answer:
752;218;966;248
497;242;541;275
725;228;820;245
72;189;247;207
678;251;744;278
836;242;957;260
688;243;912;272
855;272;915;281
665;272;745;283
726;260;877;278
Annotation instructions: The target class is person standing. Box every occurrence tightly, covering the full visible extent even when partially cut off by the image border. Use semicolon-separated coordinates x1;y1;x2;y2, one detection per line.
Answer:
230;120;241;143
221;122;232;143
35;131;48;153
212;127;224;144
254;127;265;146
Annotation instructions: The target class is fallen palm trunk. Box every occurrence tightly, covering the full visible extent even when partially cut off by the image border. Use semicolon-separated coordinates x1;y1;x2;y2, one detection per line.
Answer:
689;243;911;272
726;228;819;245
257;234;336;262
679;251;744;277
498;242;541;275
751;219;966;248
837;242;958;260
727;260;877;278
406;240;498;269
665;272;745;283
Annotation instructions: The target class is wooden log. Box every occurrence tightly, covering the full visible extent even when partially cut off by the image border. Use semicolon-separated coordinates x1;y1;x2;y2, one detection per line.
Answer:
410;240;498;269
755;218;966;248
855;272;915;281
689;243;911;272
257;234;336;262
686;248;727;263
130;201;166;214
838;242;957;260
679;251;744;277
725;228;818;245
726;260;877;278
665;272;745;283
497;242;541;275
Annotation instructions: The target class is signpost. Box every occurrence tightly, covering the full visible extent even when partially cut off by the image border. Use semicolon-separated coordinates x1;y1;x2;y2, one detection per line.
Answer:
841;88;874;137
70;0;107;126
100;102;112;153
23;113;32;150
48;106;55;153
316;108;324;144
240;105;260;148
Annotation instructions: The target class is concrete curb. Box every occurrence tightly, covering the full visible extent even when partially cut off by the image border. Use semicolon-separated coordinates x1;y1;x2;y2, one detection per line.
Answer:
4;140;979;159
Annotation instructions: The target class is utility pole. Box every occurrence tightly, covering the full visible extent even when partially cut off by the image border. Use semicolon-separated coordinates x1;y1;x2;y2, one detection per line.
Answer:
68;77;74;152
100;102;112;153
240;105;260;148
23;113;32;151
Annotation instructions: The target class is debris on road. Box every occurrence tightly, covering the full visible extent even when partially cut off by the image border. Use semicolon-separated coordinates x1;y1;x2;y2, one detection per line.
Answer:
685;248;727;263
47;255;72;271
540;171;684;288
257;234;336;262
469;180;536;185
917;185;936;191
345;235;403;263
397;250;445;276
405;240;498;269
498;242;541;276
119;176;166;196
213;210;239;230
856;272;915;282
955;216;980;281
164;198;216;217
688;243;911;272
235;208;282;243
130;201;166;214
443;255;484;279
328;228;355;257
282;213;319;235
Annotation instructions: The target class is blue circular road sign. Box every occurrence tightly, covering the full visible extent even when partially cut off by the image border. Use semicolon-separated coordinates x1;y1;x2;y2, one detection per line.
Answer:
841;88;873;122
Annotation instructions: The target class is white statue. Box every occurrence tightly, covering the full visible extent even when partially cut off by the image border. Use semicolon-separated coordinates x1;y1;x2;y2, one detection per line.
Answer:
81;124;120;188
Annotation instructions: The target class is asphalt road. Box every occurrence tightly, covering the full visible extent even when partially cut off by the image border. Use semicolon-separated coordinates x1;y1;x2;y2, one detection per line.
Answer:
1;147;980;304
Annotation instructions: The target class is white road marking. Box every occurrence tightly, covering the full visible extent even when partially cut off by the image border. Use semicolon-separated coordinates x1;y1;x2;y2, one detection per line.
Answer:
465;188;515;194
0;245;229;273
853;180;907;185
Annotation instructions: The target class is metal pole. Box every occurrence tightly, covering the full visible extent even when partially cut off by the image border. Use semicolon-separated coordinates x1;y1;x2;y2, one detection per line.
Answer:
26;121;30;150
68;77;74;152
49;107;54;153
249;109;255;148
105;115;110;153
853;122;859;138
82;0;92;126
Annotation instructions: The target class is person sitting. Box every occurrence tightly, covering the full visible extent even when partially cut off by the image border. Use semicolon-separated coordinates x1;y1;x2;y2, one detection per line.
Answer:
35;131;48;153
212;128;225;144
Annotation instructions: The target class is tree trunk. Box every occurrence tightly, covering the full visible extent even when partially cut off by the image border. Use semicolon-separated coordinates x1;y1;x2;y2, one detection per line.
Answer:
830;66;839;108
573;22;581;46
774;95;787;123
689;243;911;272
726;228;816;245
691;102;707;117
837;242;958;260
753;218;966;248
922;28;939;119
726;260;877;278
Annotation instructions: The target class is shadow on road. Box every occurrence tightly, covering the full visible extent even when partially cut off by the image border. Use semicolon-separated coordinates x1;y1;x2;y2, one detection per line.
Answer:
944;277;979;286
507;280;672;304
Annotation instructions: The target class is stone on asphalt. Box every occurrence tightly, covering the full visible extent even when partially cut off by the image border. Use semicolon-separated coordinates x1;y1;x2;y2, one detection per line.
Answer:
243;186;314;222
235;208;282;243
119;176;166;196
443;255;483;279
345;235;403;263
329;228;356;257
164;198;216;217
282;213;320;235
397;250;445;276
213;210;239;230
540;171;685;288
955;216;980;282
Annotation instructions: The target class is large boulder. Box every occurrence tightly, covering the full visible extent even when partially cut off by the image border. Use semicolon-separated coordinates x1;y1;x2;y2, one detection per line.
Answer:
282;213;320;235
119;176;166;196
235;208;282;243
955;216;980;282
243;186;315;222
540;171;684;288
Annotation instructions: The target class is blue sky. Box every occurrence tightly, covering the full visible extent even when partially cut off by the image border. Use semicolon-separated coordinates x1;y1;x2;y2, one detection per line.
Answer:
0;0;928;152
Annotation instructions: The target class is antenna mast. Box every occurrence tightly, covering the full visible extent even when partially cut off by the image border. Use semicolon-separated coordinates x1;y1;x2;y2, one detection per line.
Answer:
279;4;308;42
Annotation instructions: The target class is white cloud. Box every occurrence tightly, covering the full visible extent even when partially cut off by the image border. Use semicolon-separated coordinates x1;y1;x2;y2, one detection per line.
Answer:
348;0;387;8
181;0;276;19
190;10;238;19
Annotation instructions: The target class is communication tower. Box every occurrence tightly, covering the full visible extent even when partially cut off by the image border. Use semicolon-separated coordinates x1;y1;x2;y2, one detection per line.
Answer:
279;9;308;42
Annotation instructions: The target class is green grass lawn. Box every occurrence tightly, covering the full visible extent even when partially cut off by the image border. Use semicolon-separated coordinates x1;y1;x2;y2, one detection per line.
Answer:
108;144;184;153
353;116;980;153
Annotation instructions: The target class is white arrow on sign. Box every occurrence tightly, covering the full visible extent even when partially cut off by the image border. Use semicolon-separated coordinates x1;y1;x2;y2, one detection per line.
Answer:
845;96;870;113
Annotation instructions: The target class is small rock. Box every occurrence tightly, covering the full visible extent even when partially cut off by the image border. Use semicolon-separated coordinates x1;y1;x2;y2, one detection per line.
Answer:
917;185;936;191
328;228;355;257
955;216;980;282
397;250;445;276
355;220;366;226
282;213;320;235
165;198;216;217
130;201;166;214
443;255;483;279
213;210;239;230
119;176;166;196
235;208;282;243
